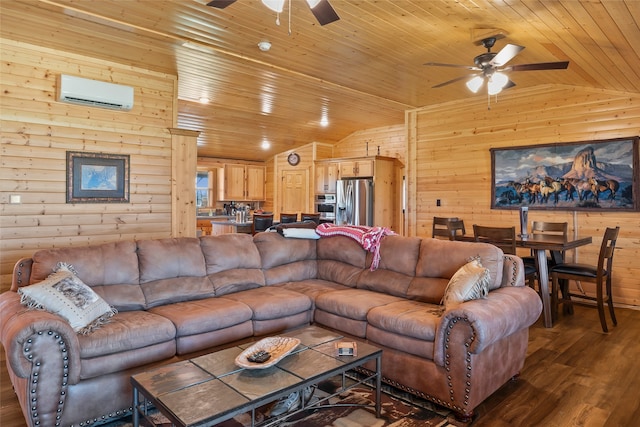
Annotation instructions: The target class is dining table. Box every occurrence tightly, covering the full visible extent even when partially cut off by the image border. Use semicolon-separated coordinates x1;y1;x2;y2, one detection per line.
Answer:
517;234;592;328
458;233;592;328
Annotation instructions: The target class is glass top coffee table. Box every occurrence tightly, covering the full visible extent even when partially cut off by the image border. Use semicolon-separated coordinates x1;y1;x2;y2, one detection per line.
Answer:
131;325;382;427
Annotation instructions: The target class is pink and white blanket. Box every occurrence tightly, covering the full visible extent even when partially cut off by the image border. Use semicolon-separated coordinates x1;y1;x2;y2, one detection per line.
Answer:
315;223;396;271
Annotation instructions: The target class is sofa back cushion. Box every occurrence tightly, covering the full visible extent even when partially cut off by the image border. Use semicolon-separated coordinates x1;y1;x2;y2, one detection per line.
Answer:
29;241;144;311
316;235;367;287
253;232;317;285
138;238;212;307
357;235;422;297
200;234;265;295
410;239;504;302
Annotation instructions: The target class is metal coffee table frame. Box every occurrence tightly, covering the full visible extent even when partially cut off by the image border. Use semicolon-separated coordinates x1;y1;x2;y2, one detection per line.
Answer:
131;326;382;427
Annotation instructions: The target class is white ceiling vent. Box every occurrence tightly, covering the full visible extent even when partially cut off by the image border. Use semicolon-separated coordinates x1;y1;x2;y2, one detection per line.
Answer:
57;74;134;111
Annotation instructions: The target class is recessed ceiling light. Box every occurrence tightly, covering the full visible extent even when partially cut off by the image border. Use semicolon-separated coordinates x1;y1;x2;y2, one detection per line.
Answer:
261;140;271;149
258;41;272;52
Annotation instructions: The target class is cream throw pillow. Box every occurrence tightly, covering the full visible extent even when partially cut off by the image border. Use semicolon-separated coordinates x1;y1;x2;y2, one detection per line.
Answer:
18;263;117;334
441;258;490;309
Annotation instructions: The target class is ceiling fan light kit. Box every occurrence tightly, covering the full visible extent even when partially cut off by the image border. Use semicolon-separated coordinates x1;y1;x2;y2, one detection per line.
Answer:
207;0;339;26
427;36;569;105
487;72;509;95
262;0;285;13
466;76;484;93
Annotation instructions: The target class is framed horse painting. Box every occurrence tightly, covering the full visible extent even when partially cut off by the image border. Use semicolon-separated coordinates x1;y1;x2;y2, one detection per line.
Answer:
490;137;639;211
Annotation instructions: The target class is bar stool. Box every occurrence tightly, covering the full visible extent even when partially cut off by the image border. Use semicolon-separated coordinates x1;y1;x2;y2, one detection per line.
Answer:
252;213;274;234
279;213;298;224
301;213;320;224
551;226;620;332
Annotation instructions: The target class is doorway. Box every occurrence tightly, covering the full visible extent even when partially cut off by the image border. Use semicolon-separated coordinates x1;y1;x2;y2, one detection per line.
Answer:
280;169;309;215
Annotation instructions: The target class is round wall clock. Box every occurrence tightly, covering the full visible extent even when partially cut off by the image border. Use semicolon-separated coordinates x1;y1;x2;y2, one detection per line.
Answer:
287;152;300;166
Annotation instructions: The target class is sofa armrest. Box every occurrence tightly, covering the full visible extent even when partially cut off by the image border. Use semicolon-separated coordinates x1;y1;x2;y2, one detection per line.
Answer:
11;257;33;291
500;254;525;287
433;286;542;366
0;291;81;384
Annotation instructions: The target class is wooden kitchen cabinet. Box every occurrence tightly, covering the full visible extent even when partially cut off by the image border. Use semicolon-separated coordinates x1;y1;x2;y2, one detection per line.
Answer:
245;165;266;201
315;161;338;194
339;159;374;178
218;164;265;201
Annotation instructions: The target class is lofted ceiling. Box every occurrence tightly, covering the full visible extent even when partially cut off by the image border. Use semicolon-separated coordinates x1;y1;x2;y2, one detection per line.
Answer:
1;0;639;161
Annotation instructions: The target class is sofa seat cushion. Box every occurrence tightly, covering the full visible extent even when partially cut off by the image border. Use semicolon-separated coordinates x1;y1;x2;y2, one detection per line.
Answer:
314;289;404;338
367;300;440;341
222;287;313;336
149;297;253;337
149;297;254;354
315;289;404;321
223;287;312;320
77;311;176;358
76;310;177;379
366;300;440;359
277;280;350;304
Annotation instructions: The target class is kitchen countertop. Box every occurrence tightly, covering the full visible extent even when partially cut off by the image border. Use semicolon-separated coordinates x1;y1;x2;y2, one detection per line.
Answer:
198;215;252;225
197;215;233;220
210;219;253;226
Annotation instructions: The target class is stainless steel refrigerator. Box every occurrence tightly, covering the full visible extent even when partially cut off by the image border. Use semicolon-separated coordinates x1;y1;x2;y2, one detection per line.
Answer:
336;178;374;226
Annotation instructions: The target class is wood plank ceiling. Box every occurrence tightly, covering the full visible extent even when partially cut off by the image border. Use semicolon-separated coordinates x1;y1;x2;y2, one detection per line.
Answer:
1;0;639;161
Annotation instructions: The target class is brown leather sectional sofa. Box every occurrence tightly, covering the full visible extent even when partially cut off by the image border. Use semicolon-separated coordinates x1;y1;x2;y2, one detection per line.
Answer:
0;231;542;426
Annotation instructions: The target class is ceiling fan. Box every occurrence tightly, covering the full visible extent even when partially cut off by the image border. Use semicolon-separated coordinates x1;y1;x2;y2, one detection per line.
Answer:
207;0;340;26
425;37;569;96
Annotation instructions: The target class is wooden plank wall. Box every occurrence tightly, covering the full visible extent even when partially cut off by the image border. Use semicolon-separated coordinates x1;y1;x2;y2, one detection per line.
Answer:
333;125;406;165
0;39;177;293
406;84;640;307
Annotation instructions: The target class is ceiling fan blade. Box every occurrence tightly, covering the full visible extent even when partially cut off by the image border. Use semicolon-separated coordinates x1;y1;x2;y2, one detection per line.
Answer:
308;0;340;26
206;0;237;8
503;79;516;90
432;74;479;89
490;44;525;67
505;61;570;71
424;62;480;71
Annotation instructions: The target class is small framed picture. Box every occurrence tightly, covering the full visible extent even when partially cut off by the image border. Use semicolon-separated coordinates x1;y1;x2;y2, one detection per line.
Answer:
335;341;357;357
66;151;130;203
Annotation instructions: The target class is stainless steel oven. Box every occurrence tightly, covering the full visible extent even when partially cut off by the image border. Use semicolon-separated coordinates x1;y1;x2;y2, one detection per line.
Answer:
315;194;336;220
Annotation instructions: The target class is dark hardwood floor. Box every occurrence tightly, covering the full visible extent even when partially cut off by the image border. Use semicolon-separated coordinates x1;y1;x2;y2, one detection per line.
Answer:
2;305;639;426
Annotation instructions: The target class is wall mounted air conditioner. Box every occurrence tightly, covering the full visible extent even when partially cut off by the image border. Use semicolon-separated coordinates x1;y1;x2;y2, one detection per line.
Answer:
57;74;134;111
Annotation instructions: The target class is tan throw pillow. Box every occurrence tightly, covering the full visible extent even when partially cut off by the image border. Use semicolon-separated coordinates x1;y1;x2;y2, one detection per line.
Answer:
18;263;117;334
441;258;490;309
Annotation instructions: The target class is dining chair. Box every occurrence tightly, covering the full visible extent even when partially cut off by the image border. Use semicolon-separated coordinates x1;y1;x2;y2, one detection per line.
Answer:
301;213;320;224
521;221;569;292
432;217;459;239
473;224;537;288
279;213;298;224
252;213;274;234
447;219;466;241
550;226;620;333
522;221;569;263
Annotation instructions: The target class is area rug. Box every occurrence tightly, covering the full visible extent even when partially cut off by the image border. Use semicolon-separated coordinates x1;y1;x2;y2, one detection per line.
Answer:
109;377;467;427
